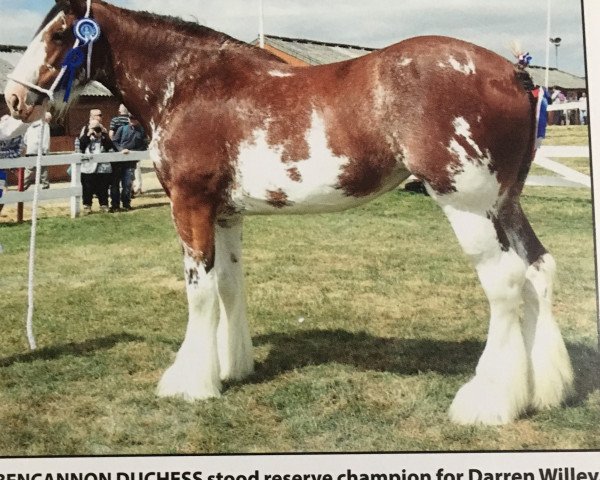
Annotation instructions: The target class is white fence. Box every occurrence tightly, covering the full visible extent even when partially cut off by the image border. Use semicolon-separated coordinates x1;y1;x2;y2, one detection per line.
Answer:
0;151;148;218
0;146;591;219
531;145;591;188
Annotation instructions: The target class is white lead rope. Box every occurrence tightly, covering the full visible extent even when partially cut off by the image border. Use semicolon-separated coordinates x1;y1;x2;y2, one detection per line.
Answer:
19;0;93;350
25;123;46;350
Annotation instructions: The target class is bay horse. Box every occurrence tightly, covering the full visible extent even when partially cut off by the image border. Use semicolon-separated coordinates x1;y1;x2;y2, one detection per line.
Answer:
5;0;574;425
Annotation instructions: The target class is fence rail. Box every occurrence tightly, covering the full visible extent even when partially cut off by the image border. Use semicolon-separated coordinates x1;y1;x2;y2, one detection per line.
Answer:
0;151;148;218
0;146;591;219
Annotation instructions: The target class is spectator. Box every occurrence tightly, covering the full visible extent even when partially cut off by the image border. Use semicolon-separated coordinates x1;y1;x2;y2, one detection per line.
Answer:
78;119;117;214
579;93;588;125
109;104;129;140
111;114;147;211
0;115;28;217
22;111;52;190
79;108;105;137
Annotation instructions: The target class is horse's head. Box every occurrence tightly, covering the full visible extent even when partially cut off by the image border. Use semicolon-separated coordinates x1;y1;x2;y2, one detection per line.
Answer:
4;0;92;122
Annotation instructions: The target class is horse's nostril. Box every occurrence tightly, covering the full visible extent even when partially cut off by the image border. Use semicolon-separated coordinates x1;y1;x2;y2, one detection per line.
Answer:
10;94;21;112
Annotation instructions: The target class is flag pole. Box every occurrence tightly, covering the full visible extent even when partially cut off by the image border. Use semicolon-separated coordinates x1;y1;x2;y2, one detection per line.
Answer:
544;0;551;88
259;0;265;48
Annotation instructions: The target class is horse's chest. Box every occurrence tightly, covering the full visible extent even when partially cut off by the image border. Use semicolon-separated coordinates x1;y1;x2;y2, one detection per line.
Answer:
230;114;407;214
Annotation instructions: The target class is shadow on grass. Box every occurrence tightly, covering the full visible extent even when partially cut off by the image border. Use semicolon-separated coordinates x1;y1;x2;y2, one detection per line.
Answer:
568;341;600;406
250;329;483;381
130;201;171;211
248;330;600;402
0;333;143;368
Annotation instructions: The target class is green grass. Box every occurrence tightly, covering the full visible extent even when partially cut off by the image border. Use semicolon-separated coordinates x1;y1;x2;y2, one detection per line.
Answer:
544;125;589;146
529;125;591;177
0;182;597;455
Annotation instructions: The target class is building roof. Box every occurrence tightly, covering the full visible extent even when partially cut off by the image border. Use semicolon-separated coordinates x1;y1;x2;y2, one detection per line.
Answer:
258;35;586;90
0;45;113;97
259;35;376;65
527;65;586;90
1;40;586;97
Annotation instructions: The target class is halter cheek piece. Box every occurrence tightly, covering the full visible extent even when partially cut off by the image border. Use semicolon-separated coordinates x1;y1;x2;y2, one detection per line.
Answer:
7;0;99;103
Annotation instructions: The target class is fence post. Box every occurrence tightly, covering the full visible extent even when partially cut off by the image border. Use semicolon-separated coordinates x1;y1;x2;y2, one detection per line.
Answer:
17;167;25;223
70;162;81;218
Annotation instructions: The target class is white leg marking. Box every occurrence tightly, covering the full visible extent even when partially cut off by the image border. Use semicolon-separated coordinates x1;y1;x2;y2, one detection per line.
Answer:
157;253;222;400
215;218;254;382
522;253;573;409
443;206;530;425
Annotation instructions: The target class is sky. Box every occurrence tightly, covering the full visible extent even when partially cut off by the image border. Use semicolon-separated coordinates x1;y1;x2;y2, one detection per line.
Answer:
0;0;587;77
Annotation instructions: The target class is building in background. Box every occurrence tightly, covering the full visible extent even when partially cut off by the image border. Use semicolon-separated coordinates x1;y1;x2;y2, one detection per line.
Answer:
254;35;586;97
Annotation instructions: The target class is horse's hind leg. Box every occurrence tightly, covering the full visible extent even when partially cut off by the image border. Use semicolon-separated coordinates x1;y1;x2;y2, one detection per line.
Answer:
215;217;254;382
499;201;573;409
440;202;529;424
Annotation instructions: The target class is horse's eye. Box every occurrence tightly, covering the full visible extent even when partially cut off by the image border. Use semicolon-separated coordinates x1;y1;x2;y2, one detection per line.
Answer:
51;30;67;42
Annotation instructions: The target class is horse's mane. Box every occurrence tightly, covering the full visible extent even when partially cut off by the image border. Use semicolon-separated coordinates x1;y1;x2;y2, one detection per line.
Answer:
129;9;235;43
123;7;283;62
37;1;283;63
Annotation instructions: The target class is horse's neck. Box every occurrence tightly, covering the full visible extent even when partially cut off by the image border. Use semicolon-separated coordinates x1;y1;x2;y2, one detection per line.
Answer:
94;3;260;126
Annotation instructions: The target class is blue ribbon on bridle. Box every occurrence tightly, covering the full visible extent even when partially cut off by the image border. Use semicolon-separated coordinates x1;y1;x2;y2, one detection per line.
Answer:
59;18;101;102
60;47;85;102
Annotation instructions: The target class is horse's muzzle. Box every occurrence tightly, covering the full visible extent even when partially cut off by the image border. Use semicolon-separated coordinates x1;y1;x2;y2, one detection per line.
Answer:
4;81;47;122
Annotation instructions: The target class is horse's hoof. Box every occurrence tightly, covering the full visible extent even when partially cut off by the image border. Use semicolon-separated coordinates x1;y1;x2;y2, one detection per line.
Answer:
157;365;222;401
449;375;528;425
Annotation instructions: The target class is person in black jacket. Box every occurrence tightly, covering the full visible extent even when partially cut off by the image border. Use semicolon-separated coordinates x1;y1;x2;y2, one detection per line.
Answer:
110;114;147;211
79;119;117;214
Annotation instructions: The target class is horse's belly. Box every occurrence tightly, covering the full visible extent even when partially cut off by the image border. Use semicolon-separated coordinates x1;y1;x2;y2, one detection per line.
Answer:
231;127;408;215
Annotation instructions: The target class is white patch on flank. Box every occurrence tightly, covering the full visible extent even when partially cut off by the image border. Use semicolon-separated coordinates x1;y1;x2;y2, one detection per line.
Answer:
373;83;387;115
399;57;413;66
157;251;222;400
437;56;476;75
441;116;498;210
452;117;484;157
448;55;476;75
268;70;294;77
232;110;406;214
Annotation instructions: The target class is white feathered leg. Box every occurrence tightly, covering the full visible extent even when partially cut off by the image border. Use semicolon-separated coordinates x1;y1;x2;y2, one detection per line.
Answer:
157;252;222;400
522;253;573;409
215;217;254;381
442;206;530;425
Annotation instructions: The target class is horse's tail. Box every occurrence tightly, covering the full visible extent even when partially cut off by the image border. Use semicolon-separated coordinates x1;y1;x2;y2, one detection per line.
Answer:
509;42;539;191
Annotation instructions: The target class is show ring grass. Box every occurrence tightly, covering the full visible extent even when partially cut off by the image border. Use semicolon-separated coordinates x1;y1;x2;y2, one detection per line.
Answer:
0;126;597;454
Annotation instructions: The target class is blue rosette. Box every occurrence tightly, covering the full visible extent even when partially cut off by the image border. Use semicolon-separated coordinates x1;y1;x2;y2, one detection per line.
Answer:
74;18;101;44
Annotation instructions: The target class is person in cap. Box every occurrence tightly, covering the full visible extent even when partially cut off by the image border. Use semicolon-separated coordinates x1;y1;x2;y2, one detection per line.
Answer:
111;114;147;211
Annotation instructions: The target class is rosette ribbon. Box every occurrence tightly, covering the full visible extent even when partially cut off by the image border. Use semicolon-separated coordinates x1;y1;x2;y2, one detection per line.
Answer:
60;47;85;102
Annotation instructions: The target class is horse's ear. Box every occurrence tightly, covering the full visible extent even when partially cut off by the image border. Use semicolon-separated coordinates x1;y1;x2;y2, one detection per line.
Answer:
57;0;87;16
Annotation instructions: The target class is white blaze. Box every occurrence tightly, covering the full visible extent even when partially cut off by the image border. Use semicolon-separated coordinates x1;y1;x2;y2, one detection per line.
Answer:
7;12;65;92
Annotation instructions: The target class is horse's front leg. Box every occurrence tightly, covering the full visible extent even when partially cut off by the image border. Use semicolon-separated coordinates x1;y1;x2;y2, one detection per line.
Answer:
157;198;222;400
215;217;254;382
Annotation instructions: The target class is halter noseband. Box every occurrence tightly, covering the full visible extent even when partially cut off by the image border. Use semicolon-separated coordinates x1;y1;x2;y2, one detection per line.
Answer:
7;0;98;103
